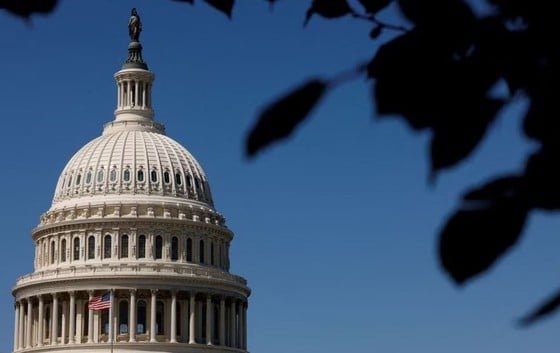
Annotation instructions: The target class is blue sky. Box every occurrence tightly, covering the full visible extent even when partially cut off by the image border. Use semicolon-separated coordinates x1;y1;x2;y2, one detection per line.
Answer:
1;1;560;352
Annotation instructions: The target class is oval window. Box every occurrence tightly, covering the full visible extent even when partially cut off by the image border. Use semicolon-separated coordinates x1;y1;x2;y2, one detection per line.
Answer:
151;170;158;183
97;169;104;183
86;171;92;184
163;171;170;184
124;169;130;182
137;169;144;182
110;168;117;182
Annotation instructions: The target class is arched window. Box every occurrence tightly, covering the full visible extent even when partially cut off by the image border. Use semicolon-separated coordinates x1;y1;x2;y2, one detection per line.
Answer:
110;168;117;182
137;300;147;334
97;169;104;183
150;170;158;183
199;239;205;264
186;238;193;262
50;241;56;264
175;173;182;185
123;169;131;182
210;241;214;266
76;174;81;185
171;236;178;261
156;300;164;335
104;234;112;259
61;239;67;262
155;236;163;259
138;235;146;259
119;301;129;334
121;234;129;258
73;237;80;260
86;171;92;184
137;169;144;182
163;170;170;184
87;236;95;259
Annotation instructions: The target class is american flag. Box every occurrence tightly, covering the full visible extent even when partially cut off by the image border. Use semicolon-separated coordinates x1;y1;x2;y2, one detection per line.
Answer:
88;292;111;311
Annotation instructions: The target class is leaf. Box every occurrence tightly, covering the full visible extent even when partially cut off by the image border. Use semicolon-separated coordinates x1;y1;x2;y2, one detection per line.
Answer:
462;176;524;202
204;0;234;18
519;288;560;326
359;0;392;14
430;98;503;177
369;25;383;39
246;79;328;157
304;0;352;26
439;200;527;284
0;0;58;18
524;150;560;210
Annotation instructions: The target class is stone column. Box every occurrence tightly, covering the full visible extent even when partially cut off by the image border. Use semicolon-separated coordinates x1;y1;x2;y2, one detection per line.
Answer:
237;301;243;349
69;292;76;344
206;295;213;345
229;300;236;348
150;290;157;342
37;296;44;347
18;300;25;349
13;302;19;351
26;299;33;348
76;299;83;344
189;294;196;344
129;290;136;342
51;294;58;345
170;291;177;343
242;302;247;350
219;297;225;346
61;298;68;345
87;292;94;343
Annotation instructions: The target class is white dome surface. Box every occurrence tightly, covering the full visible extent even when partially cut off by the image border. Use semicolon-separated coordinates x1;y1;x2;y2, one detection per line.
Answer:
52;128;214;210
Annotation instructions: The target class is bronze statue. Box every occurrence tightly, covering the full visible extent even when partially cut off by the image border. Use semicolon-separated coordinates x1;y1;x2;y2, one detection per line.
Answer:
128;8;142;41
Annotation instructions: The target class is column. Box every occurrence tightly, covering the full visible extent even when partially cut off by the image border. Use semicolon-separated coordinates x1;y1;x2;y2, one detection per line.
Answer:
188;294;196;344
150;290;157;343
108;289;114;344
60;299;67;345
37;296;44;347
117;82;121;108
206;295;213;345
18;300;25;349
26;299;33;348
170;291;177;343
219;297;225;346
13;302;19;351
87;292;93;343
129;290;136;343
76;299;83;344
229;300;236;348
51;294;58;345
69;292;76;344
237;301;243;349
242;303;247;350
134;80;139;107
142;82;147;108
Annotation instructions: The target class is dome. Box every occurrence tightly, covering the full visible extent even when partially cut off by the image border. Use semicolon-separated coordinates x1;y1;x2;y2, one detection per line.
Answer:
51;128;214;211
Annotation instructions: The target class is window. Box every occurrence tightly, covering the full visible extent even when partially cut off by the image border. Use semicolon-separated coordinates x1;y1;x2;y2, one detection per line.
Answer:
195;178;200;189
210;241;214;266
156;300;164;335
101;310;109;334
187;175;192;188
175;173;182;185
155;236;163;259
171;236;178;261
76;174;81;185
83;302;89;336
73;237;80;260
45;307;51;339
121;234;129;258
199;239;205;264
50;241;55;264
86;171;92;184
124;169;131;182
67;176;72;187
137;300;147;334
186;238;192;262
104;234;112;259
61;239;67;262
176;303;181;336
138;235;146;258
137;169;144;182
110;168;117;182
163;171;170;184
87;236;95;259
151;170;158;183
119;301;129;334
97;169;104;183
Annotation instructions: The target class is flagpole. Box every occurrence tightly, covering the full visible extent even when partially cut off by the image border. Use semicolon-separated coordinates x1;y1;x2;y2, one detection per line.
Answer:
109;289;114;353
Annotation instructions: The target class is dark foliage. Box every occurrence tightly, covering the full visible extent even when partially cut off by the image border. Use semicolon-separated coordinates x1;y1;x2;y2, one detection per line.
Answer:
6;0;560;325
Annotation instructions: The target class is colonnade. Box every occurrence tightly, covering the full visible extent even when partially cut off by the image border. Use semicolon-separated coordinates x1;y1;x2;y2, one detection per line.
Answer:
13;289;247;352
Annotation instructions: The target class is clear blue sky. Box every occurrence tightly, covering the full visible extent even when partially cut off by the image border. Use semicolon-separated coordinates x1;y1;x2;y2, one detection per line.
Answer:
1;1;559;352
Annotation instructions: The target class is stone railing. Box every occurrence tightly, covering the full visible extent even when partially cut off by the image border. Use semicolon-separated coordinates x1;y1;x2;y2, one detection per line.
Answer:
16;263;247;286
